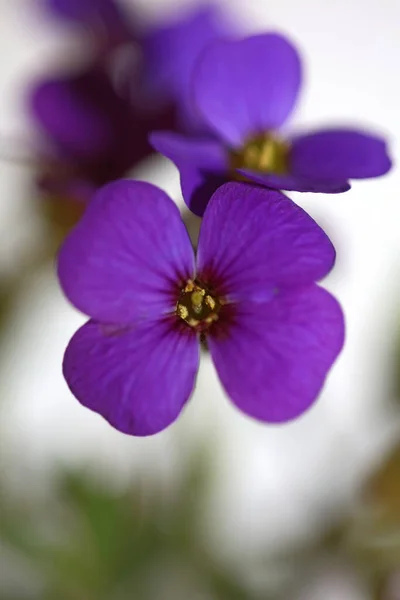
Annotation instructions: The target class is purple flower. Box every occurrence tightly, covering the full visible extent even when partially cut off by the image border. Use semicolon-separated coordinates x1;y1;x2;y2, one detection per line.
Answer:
44;0;135;53
140;4;236;133
44;1;238;134
150;33;392;216
30;64;175;203
30;4;239;204
58;179;344;436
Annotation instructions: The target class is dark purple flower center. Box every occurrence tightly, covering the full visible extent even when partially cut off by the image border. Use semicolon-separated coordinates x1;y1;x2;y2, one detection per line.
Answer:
230;133;289;174
176;279;221;332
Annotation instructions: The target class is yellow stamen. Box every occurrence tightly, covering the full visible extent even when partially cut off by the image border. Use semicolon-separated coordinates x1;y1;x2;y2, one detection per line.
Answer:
230;133;289;176
175;280;221;331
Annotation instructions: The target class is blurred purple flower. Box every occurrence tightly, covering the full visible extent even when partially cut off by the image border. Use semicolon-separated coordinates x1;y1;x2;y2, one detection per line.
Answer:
58;180;344;436
44;1;237;134
44;0;136;53
30;65;175;203
151;33;392;216
30;3;240;203
140;4;236;133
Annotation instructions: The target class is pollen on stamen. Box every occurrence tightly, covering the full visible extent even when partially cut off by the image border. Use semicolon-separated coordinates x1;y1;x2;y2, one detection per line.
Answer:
230;133;289;176
205;295;216;310
176;304;189;320
175;280;221;331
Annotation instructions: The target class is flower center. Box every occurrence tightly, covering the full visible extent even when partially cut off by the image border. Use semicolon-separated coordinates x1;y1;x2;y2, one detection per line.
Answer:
230;133;289;175
176;280;221;331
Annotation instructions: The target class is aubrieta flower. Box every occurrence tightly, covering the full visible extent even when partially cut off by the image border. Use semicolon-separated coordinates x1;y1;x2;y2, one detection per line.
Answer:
30;64;175;203
31;3;238;205
58;180;344;436
44;0;237;135
151;33;392;216
140;4;236;133
44;0;135;55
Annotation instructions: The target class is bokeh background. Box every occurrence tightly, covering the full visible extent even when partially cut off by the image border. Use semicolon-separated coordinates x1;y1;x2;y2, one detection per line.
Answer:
0;0;399;598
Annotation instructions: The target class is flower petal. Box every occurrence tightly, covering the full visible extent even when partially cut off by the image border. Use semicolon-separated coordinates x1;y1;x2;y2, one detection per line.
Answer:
150;131;228;171
290;129;392;180
150;132;228;215
58;180;195;323
197;182;336;300
64;318;199;436
45;0;133;45
239;169;350;193
46;0;121;23
193;33;302;147
30;76;114;159
209;286;344;423
31;68;174;179
181;166;229;217
142;5;233;133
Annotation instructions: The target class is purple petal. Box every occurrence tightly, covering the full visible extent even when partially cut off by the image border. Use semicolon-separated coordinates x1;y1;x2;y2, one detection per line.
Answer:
209;286;344;423
45;0;133;44
193;33;302;147
58;180;195;323
240;169;351;193
181;166;229;217
290;129;392;180
46;0;115;22
150;131;228;171
30;77;114;159
197;182;336;301
150;131;229;214
64;318;199;436
30;67;174;183
142;4;234;133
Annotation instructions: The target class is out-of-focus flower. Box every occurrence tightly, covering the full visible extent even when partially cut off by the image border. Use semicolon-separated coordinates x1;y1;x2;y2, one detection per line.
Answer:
30;3;239;211
151;33;392;216
140;4;236;133
43;1;238;134
58;180;344;436
44;0;136;56
29;64;175;204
